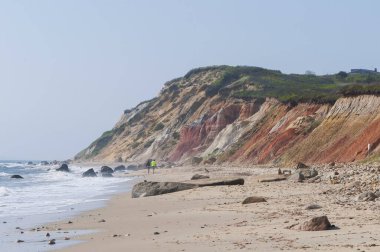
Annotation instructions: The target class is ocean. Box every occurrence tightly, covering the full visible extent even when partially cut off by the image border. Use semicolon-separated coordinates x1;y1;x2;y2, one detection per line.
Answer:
0;160;134;251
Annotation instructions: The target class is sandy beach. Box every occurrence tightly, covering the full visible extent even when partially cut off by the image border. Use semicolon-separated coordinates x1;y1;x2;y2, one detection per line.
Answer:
41;164;380;252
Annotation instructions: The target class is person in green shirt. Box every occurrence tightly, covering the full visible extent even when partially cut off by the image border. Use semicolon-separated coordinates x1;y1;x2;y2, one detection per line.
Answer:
150;159;157;174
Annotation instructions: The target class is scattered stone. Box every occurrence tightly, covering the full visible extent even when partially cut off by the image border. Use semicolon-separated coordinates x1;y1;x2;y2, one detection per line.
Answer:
300;168;318;179
329;162;335;167
27;161;34;165
46;232;50;237
191;174;210;180
17;239;24;243
305;204;322;210
68;221;73;224
99;219;106;223
296;162;309;169
127;164;138;170
114;165;126;172
100;166;114;174
356;192;377;202
154;232;160;235
56;164;70;172
64;237;70;240
299;216;332;231
82;168;97;177
48;239;56;245
11;175;23;179
242;196;267;204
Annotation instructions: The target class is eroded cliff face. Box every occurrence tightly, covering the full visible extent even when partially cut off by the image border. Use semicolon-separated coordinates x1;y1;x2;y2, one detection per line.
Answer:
75;67;380;165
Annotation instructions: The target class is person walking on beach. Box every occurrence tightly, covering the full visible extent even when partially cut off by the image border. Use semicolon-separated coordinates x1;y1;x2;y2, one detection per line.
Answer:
151;159;157;174
146;159;152;174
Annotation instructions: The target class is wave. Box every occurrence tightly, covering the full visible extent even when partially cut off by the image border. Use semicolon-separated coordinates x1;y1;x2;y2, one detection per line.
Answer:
0;187;12;197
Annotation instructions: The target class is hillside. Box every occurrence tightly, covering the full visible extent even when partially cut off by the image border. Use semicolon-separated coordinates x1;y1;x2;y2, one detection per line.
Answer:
75;66;380;165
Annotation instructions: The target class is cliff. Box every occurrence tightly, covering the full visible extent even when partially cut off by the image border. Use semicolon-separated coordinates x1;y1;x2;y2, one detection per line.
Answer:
75;66;380;165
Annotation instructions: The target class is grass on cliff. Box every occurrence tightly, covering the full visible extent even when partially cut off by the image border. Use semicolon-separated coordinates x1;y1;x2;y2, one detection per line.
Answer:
198;66;380;104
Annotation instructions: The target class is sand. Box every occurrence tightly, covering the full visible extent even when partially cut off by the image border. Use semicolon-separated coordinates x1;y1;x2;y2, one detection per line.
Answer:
46;165;380;252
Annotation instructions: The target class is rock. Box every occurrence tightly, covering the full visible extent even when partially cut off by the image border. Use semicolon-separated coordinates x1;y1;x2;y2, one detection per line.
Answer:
46;232;50;237
296;162;309;169
259;175;287;182
56;164;70;172
27;161;34;165
17;239;24;243
48;239;56;245
374;189;380;198
154;232;160;235
192;157;203;165
114;165;126;172
299;216;332;231
40;161;49;165
98;219;106;223
82;168;97;177
102;173;113;177
356;191;377;202
64;237;70;240
204;157;216;165
191;174;210;180
100;166;114;174
305;204;322;210
132;178;244;198
300;168;318;179
11;175;24;179
288;173;304;182
127;164;138;170
329;162;335;167
116;157;123;162
242;196;267;204
132;182;197;198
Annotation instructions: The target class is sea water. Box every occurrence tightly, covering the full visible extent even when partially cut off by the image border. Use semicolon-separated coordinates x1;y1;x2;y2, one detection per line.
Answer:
0;161;134;251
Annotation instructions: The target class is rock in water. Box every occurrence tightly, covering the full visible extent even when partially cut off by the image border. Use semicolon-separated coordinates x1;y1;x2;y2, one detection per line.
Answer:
356;191;377;202
102;173;113;177
56;164;70;172
127;164;138;170
299;216;332;231
11;175;23;179
296;162;309;169
132;181;197;198
242;196;267;204
82;168;97;177
191;174;210;180
114;165;126;172
100;166;114;174
48;239;56;245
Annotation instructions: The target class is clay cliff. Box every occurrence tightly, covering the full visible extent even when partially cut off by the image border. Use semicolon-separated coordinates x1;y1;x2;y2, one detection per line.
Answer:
75;66;380;165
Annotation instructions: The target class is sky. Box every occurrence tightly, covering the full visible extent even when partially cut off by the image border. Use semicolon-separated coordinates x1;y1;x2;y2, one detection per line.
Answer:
0;0;379;160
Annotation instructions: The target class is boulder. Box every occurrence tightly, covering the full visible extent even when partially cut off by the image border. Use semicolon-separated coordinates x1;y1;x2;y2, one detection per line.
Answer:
82;168;97;177
288;172;305;182
40;161;49;165
258;175;287;182
56;164;70;172
356;191;377;202
102;173;113;177
191;157;203;165
299;216;332;231
191;174;210;180
100;166;114;174
242;196;266;204
127;164;139;170
296;162;309;169
300;168;318;179
132;181;197;198
11;175;23;179
114;165;126;172
27;161;34;165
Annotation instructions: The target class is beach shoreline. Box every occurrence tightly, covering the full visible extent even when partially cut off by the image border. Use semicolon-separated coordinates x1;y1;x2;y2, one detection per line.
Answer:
38;164;380;252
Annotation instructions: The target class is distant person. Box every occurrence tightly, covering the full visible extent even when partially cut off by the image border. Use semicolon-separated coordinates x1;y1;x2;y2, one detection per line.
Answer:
150;159;157;174
146;159;152;174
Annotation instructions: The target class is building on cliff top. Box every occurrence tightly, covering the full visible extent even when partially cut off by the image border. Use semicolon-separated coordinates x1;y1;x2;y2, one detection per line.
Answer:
350;68;377;74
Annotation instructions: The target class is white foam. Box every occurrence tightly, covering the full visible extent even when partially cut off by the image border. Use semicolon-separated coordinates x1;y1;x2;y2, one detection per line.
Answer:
0;186;12;197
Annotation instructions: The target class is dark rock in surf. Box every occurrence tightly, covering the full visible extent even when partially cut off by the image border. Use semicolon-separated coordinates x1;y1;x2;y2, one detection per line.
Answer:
82;168;97;177
100;166;114;174
11;175;23;179
56;164;70;172
102;173;113;177
114;165;126;172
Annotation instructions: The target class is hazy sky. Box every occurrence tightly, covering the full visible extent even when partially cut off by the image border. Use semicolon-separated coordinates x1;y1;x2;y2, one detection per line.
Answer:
0;0;379;160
